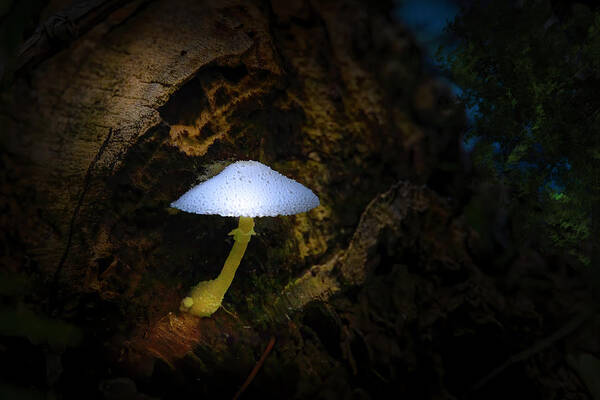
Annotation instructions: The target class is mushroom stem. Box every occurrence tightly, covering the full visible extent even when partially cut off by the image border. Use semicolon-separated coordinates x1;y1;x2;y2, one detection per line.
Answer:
219;216;255;289
180;216;255;317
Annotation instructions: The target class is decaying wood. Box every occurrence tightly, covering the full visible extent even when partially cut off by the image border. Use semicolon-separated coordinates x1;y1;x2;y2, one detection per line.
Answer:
6;0;256;287
270;181;462;317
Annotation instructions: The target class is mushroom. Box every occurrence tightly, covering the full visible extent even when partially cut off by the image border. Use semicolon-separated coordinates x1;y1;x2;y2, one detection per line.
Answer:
171;160;320;317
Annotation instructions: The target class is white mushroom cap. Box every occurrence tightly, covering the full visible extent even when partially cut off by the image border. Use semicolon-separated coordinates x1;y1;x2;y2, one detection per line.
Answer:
171;160;320;217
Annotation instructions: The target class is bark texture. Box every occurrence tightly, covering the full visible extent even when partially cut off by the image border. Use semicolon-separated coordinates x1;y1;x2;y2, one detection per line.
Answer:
1;0;594;399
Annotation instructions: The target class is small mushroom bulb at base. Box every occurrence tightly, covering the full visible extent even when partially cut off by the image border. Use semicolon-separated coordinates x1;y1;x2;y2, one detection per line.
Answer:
171;161;319;318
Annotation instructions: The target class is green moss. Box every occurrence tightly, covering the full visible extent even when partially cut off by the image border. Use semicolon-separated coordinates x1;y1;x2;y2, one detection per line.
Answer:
0;305;82;349
235;272;289;319
0;382;56;400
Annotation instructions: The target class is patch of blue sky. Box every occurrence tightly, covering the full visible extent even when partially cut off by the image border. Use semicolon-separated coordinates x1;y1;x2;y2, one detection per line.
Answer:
394;0;459;66
394;0;484;151
449;83;481;127
537;158;571;195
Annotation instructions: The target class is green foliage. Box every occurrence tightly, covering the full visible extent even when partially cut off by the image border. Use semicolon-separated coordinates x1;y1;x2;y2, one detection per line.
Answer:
0;305;83;349
544;186;591;264
440;0;600;264
0;382;56;400
0;272;82;350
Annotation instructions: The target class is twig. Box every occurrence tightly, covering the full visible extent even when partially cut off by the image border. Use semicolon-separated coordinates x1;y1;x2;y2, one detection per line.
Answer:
16;0;135;74
468;307;596;396
220;304;241;322
232;336;276;400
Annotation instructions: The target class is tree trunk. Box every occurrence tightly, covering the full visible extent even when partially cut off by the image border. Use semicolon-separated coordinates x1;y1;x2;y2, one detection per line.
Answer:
1;1;592;399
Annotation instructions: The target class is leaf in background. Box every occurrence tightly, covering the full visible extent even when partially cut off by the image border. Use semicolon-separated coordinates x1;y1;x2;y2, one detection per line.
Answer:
507;143;528;165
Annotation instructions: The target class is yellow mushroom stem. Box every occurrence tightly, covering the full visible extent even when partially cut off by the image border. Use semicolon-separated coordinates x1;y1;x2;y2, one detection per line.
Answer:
180;216;255;317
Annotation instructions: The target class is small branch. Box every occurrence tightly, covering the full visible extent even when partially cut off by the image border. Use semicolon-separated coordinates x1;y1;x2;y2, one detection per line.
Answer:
232;336;276;400
468;307;596;396
16;0;135;74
